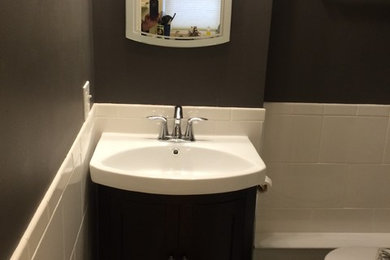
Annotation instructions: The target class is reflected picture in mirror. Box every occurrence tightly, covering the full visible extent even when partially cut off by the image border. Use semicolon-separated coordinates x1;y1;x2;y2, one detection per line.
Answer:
126;0;232;47
139;0;221;39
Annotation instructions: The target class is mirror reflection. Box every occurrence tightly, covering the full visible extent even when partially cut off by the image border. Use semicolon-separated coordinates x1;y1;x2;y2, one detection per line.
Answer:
139;0;222;39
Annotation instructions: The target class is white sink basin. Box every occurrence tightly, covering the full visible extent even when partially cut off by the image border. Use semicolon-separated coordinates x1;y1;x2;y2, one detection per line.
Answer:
90;133;267;195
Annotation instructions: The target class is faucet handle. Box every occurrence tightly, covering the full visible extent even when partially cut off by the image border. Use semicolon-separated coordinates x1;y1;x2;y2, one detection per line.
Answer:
147;116;169;140
184;117;208;141
187;117;207;123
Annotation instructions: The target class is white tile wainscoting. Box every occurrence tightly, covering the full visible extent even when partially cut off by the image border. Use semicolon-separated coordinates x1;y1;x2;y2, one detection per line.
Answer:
11;102;390;260
10;105;97;260
256;102;390;250
10;103;266;260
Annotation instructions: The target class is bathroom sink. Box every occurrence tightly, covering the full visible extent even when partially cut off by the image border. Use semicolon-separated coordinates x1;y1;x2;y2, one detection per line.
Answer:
90;133;267;195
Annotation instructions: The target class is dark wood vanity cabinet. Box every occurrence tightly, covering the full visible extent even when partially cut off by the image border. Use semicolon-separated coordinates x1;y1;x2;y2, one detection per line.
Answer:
97;185;257;260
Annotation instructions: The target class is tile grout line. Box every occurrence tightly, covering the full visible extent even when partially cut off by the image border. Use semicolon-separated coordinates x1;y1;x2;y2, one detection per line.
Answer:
317;111;325;163
381;115;390;164
69;207;88;260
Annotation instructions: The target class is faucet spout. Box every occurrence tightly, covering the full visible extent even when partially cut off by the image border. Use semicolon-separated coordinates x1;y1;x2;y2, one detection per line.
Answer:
172;106;183;138
174;105;183;120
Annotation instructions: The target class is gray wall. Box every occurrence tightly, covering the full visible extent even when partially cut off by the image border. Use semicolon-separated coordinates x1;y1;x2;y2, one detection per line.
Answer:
93;0;273;108
0;0;93;258
265;0;390;104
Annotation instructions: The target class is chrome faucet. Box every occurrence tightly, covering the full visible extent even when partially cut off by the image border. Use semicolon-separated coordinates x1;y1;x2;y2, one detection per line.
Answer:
147;105;207;141
172;105;183;139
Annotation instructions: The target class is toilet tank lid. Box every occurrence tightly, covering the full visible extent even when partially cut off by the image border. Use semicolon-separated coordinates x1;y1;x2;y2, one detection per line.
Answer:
325;247;380;260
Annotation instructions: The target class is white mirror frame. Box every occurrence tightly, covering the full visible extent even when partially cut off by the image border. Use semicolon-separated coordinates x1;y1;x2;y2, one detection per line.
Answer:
126;0;232;47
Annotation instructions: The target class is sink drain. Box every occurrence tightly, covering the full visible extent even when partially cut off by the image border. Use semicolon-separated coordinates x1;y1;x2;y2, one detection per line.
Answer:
172;148;179;155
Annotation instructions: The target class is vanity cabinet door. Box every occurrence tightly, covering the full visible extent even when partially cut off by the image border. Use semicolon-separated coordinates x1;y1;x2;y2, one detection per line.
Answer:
98;187;179;260
179;200;243;260
179;190;256;260
121;202;179;260
97;185;256;260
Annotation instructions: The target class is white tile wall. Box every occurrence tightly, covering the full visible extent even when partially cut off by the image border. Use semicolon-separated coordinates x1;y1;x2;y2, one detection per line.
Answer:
256;208;313;232
262;115;294;161
319;117;354;163
345;117;388;163
323;104;358;116
256;232;390;249
290;116;323;162
357;105;390;117
24;203;50;258
32;205;65;260
11;105;98;260
186;106;231;121
373;209;390;232
344;165;390;208
62;169;83;260
382;118;390;163
11;102;390;255
10;238;30;260
254;248;330;260
12;102;390;255
310;209;373;233
257;102;390;248
260;163;348;209
11;103;266;260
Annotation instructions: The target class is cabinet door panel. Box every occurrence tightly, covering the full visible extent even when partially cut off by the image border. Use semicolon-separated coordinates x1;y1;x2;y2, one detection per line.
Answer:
122;202;178;260
98;187;179;260
179;199;247;260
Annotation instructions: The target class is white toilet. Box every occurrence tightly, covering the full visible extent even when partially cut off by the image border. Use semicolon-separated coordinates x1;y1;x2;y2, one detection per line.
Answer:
325;247;388;260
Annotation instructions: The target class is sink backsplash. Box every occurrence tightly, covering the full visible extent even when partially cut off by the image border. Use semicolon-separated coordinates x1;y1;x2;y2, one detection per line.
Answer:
94;104;266;153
